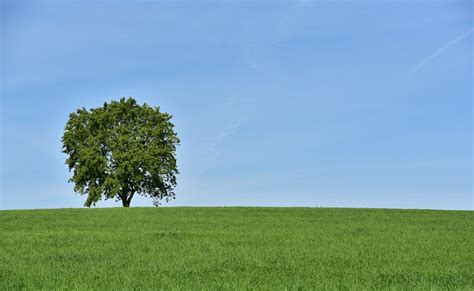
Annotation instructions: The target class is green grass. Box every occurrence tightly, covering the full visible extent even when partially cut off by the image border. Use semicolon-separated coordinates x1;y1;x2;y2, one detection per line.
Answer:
1;207;473;290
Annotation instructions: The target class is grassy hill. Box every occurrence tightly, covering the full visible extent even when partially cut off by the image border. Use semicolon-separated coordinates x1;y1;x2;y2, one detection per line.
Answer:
1;207;472;289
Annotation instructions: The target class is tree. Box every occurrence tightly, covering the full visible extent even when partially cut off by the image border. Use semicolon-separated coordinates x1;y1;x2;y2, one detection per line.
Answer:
62;97;180;207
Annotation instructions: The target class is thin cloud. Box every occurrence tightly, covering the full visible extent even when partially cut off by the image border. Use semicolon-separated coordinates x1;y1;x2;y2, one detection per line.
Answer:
209;119;247;157
411;27;474;74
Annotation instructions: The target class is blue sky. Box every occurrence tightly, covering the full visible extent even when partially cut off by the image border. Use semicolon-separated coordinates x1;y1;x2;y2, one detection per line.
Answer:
1;0;472;210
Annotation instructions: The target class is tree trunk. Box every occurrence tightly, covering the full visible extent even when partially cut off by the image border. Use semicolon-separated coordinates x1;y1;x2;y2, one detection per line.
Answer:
120;186;132;207
120;191;134;207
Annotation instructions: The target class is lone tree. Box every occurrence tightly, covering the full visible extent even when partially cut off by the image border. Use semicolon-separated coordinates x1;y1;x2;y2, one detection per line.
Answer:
62;97;180;207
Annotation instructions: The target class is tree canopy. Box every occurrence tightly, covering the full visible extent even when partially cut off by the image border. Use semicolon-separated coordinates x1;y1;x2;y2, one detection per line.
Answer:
62;97;180;207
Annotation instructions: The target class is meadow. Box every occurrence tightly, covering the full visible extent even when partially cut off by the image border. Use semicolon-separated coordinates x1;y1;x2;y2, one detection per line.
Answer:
1;207;473;290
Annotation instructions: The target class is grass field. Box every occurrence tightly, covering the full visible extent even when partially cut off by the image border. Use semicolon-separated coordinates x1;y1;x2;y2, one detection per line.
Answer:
1;207;473;290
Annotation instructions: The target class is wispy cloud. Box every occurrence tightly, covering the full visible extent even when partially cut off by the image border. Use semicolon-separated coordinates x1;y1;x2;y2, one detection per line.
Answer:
410;27;473;74
209;118;247;157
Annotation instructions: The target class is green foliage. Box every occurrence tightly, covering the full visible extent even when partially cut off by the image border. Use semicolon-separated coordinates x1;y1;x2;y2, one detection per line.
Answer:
62;97;180;207
1;207;473;289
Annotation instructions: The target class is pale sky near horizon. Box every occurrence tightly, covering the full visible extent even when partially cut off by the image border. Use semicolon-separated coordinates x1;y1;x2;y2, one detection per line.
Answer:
1;0;472;210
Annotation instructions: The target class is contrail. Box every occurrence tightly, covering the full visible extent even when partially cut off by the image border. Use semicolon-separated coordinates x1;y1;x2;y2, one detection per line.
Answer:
411;27;474;73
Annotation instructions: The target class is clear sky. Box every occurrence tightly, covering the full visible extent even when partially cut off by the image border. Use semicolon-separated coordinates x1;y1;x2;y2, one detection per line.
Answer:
1;0;472;210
